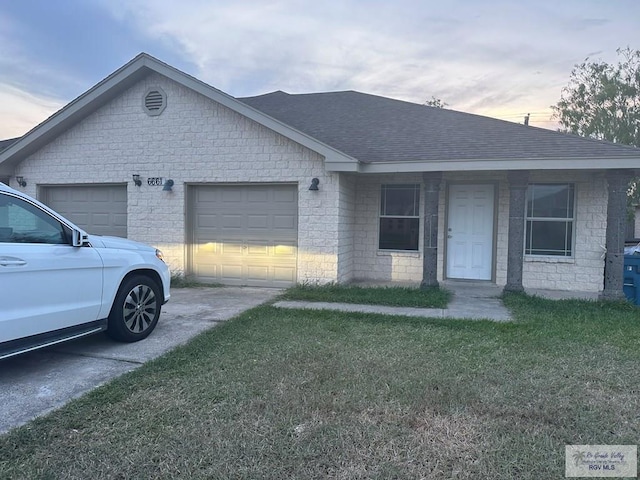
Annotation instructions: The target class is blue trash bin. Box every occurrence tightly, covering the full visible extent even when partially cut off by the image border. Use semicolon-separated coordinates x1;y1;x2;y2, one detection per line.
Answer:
623;255;640;304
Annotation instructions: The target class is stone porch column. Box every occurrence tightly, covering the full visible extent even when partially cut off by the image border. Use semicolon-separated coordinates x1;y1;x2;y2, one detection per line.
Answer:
421;171;442;289
601;169;632;300
504;170;529;293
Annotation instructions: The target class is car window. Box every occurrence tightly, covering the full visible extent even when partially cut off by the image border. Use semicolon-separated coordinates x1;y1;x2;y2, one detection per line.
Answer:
0;193;70;244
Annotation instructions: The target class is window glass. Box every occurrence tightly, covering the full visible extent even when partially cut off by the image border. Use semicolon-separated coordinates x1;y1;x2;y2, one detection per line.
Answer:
526;221;573;256
379;218;420;250
381;185;420;216
527;184;574;218
525;184;574;256
379;184;420;251
0;194;69;244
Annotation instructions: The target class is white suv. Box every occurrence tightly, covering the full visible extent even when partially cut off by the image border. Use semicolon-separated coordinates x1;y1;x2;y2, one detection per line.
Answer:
0;182;170;360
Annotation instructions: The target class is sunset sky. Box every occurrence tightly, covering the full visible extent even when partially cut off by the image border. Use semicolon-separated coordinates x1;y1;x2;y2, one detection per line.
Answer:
1;0;638;138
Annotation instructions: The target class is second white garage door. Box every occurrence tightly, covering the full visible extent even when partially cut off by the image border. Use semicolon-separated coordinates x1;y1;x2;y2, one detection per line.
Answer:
40;185;127;238
189;184;298;287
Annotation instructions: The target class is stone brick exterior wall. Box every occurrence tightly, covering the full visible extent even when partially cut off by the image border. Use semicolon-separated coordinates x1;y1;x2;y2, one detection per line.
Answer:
14;72;343;284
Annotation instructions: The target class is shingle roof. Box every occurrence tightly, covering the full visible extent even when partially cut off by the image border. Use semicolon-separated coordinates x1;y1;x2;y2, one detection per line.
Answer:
239;90;640;164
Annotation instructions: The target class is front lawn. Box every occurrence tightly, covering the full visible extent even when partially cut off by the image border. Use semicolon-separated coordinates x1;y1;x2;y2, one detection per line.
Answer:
1;294;639;479
279;283;451;308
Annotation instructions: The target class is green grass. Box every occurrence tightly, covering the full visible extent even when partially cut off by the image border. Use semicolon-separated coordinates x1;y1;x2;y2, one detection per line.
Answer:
279;283;451;308
1;294;640;479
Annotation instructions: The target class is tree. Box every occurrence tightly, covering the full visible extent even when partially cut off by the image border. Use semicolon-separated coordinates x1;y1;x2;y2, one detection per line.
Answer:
424;96;448;108
552;48;640;212
552;47;639;146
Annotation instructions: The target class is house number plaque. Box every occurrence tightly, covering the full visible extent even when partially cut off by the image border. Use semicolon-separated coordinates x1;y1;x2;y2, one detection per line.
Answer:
147;177;164;186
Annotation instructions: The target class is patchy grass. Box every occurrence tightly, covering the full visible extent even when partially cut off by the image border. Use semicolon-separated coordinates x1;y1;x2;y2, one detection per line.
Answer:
170;273;223;289
279;283;451;308
1;294;640;479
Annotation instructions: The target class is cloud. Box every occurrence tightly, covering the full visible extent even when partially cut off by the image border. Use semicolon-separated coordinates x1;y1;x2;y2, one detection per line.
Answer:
0;84;63;138
1;0;638;137
573;17;609;30
0;11;88;98
96;0;615;125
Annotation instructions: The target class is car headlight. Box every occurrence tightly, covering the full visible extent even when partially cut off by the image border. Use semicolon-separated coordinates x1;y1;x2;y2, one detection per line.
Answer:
155;249;165;262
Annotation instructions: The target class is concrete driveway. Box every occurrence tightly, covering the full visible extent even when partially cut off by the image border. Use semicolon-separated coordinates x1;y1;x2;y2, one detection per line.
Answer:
0;287;280;435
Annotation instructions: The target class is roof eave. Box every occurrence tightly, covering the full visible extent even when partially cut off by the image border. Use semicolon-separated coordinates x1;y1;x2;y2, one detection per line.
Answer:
354;156;640;174
324;158;360;172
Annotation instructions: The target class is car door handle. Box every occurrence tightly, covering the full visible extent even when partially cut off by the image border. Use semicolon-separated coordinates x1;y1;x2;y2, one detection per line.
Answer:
0;257;27;267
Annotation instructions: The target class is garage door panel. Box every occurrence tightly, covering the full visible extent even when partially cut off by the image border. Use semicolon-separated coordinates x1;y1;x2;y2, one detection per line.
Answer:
70;213;90;224
190;184;298;287
274;243;296;257
246;242;269;256
197;213;218;228
220;242;243;254
69;190;89;202
194;264;218;279
247;189;269;202
273;215;296;230
273;266;296;283
221;189;243;202
48;189;69;202
221;265;243;281
247;266;269;281
196;189;217;203
113;214;127;228
247;215;268;229
91;190;111;202
41;185;127;238
274;188;297;202
221;215;243;229
92;213;110;226
193;242;219;254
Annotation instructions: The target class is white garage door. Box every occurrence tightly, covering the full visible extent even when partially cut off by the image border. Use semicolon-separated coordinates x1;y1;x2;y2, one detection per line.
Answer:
189;184;298;287
41;185;127;237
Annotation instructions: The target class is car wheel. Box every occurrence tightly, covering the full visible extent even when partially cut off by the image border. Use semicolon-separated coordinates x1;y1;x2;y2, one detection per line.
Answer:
107;275;162;342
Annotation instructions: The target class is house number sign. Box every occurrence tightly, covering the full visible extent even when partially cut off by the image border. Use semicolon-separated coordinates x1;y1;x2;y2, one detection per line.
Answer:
147;177;164;186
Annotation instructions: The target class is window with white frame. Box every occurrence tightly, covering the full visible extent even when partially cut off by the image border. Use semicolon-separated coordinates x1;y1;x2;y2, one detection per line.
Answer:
525;183;575;256
379;184;420;251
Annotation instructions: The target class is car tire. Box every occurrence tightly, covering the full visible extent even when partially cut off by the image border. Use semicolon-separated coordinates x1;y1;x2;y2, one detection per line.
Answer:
107;275;162;342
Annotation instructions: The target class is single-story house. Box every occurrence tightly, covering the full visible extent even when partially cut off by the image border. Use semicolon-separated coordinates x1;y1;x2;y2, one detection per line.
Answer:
1;53;639;298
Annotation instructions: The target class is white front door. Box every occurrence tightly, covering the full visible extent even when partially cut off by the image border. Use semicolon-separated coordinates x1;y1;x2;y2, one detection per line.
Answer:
446;184;495;280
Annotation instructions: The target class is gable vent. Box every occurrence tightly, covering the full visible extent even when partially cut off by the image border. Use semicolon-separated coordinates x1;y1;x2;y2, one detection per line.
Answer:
145;91;163;109
142;87;166;116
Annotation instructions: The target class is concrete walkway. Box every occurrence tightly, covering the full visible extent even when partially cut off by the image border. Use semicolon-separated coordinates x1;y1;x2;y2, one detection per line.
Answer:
274;281;513;322
0;287;282;435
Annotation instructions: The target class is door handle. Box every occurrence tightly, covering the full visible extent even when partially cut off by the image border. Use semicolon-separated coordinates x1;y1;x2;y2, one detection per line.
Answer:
0;258;27;266
447;235;453;238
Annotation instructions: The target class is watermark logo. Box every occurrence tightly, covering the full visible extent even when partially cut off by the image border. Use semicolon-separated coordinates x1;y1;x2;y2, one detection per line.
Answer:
566;445;637;477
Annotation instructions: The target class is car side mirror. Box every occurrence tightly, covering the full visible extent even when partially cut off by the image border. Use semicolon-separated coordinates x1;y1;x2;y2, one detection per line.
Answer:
71;228;88;247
